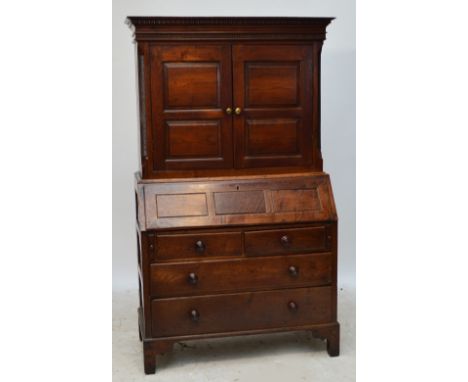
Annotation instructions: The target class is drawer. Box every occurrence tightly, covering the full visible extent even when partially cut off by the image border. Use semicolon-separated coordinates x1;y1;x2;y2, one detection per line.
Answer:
151;286;333;337
150;253;332;298
155;231;242;261
244;226;330;256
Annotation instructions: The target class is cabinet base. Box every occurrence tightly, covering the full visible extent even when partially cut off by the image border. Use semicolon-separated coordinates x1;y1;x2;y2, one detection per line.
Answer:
141;322;340;375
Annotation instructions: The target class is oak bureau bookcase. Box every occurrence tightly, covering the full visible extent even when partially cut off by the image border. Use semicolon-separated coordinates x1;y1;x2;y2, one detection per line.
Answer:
126;16;339;374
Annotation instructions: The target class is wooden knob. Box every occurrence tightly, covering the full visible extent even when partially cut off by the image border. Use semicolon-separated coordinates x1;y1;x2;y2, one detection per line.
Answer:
280;235;291;247
195;240;206;253
189;309;200;322
288;265;299;277
188;272;198;285
288;301;298;311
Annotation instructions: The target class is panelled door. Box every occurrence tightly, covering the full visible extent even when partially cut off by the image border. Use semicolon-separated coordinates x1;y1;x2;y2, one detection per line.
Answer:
232;45;314;169
150;45;233;171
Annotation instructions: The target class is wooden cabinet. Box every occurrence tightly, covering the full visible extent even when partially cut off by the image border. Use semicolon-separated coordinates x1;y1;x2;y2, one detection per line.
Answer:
127;16;339;374
132;18;329;179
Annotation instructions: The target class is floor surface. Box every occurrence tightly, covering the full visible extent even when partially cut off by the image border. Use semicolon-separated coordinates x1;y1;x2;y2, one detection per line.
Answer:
113;287;355;381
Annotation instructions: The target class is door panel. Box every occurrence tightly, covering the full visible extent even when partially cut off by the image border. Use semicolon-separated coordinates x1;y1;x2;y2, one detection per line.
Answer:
233;45;313;169
163;62;220;108
150;45;233;171
245;118;300;156
246;63;300;107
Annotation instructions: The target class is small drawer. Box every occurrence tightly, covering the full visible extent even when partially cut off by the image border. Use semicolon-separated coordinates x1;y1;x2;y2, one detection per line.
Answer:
150;253;332;298
151;286;333;337
244;226;330;256
155;231;242;261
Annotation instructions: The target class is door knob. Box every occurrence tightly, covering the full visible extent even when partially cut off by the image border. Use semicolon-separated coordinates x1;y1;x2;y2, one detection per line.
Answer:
225;107;233;115
234;107;242;115
195;240;206;253
189;309;200;322
288;265;299;277
188;272;198;285
280;235;291;247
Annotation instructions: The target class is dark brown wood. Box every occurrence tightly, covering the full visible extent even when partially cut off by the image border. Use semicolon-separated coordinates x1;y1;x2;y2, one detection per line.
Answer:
155;231;242;261
126;16;334;43
149;44;233;173
327;324;340;356
136;173;337;230
143;341;156;374
127;17;332;179
137;231;153;339
142;322;338;373
127;16;339;375
143;340;174;374
310;321;340;356
244;226;330;256
150;253;332;298
232;45;314;169
151;286;333;337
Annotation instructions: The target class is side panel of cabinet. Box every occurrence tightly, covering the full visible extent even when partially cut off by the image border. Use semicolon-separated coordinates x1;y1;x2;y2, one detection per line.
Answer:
232;45;317;169
149;45;233;173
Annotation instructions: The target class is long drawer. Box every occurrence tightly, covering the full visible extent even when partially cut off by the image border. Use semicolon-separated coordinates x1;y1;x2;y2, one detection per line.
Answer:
151;286;333;337
150;253;332;298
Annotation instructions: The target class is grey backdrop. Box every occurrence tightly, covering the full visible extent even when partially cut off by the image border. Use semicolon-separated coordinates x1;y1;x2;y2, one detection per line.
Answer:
113;0;355;290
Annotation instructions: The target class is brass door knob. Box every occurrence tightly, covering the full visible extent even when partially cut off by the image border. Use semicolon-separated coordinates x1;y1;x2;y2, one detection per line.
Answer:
225;107;233;115
234;107;242;115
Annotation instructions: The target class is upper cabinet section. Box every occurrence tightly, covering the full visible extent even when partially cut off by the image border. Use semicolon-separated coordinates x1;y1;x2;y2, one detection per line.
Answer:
127;17;333;179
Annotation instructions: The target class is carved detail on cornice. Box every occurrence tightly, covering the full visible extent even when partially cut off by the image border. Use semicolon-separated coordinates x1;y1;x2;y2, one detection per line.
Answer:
132;33;327;42
126;16;334;27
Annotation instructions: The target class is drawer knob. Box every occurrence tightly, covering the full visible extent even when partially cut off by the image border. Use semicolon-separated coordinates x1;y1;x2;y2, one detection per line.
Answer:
288;301;298;311
189;309;200;322
195;240;206;253
188;272;198;285
288;265;299;277
280;235;291;247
